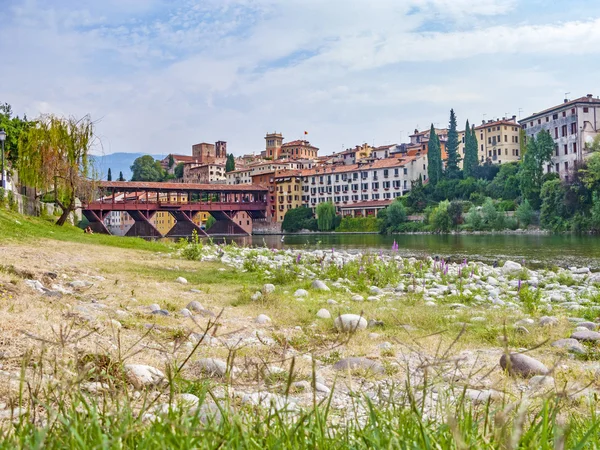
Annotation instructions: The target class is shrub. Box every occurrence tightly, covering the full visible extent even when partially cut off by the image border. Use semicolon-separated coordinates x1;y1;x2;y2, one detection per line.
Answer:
464;206;483;230
430;200;452;232
447;200;463;226
205;215;216;230
282;207;314;232
338;216;380;232
515;199;534;228
379;201;407;233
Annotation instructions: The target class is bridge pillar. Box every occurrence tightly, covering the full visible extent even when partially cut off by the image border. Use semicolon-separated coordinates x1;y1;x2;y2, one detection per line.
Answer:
83;210;110;234
207;211;250;236
125;211;163;238
165;211;209;238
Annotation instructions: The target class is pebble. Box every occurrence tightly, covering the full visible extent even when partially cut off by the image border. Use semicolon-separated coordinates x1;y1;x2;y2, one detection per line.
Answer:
176;277;188;284
263;284;275;294
571;330;600;342
294;289;309;298
333;357;385;374
124;364;165;389
311;280;330;291
256;314;272;324
148;304;161;312
351;294;365;302
576;321;598;331
327;299;338;305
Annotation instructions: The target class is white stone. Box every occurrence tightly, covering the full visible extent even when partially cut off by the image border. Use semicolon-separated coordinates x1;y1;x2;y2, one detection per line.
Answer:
311;280;330;291
256;314;272;324
124;364;165;389
502;261;523;275
294;289;309;298
176;277;188;284
316;309;331;319
334;314;367;332
263;284;276;294
351;294;365;302
327;299;338;305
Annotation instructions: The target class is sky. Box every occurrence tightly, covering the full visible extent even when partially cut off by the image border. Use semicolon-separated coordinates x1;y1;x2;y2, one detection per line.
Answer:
2;0;600;157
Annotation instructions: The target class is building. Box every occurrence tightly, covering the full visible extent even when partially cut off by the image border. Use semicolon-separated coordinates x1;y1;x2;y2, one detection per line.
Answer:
274;170;303;222
226;167;253;185
458;116;522;166
280;140;319;159
251;171;277;222
191;141;227;164
407;128;448;160
520;94;600;179
182;163;226;184
265;133;284;159
160;154;200;173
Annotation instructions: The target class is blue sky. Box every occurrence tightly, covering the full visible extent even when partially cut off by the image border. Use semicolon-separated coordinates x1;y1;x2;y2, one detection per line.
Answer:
2;0;600;156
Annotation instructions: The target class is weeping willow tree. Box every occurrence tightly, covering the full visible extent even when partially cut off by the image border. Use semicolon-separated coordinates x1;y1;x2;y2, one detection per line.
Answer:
18;114;97;226
316;201;336;231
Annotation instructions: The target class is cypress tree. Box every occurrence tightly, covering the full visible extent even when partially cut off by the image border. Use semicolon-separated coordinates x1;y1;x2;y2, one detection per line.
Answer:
107;168;112;181
225;154;236;173
463;120;479;178
118;171;125;181
427;125;442;185
445;109;461;177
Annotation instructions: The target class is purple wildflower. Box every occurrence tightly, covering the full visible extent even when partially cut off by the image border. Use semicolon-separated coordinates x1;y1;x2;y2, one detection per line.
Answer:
518;279;522;292
296;254;301;264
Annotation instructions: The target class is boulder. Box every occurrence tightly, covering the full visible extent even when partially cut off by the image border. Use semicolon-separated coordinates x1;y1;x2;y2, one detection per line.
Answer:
263;284;276;294
575;321;598;331
500;353;549;378
186;301;204;312
334;314;367;332
294;289;309;298
551;338;586;354
195;358;229;377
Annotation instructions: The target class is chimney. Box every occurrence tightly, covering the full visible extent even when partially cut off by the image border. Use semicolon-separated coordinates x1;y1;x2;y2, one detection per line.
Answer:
481;120;485;125
512;115;517;121
564;99;569;103
588;94;594;102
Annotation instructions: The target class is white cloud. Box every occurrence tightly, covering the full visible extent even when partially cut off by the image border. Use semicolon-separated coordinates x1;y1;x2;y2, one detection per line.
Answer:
1;0;599;157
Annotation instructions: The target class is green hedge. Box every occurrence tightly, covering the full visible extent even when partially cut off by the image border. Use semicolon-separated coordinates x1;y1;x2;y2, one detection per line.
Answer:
336;216;380;232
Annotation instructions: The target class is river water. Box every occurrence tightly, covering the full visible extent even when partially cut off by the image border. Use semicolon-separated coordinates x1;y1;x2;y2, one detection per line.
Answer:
216;233;600;270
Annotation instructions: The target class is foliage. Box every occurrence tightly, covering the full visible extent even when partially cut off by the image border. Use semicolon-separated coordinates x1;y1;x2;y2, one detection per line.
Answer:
540;179;568;232
486;162;520;200
515;199;534;228
519;284;542;314
225;153;235;173
0;102;32;165
379;201;407;233
429;200;452;232
174;162;185;179
107;168;112;181
472;161;500;181
131;155;165;182
316;201;336;231
282;207;315;232
205;215;216;230
118;171;125;181
447;200;463;226
405;177;427;212
463;120;479;178
17;114;97;226
580;152;600;190
445;109;461;177
592;192;600;232
168;154;175;168
337;216;380;232
426;125;442;185
519;130;554;209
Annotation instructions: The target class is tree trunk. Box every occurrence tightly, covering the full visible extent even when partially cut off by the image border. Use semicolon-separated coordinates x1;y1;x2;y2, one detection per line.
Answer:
55;199;75;226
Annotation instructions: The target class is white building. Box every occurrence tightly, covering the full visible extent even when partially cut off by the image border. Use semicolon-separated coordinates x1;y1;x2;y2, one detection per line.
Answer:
225;160;304;184
300;154;428;214
520;94;600;180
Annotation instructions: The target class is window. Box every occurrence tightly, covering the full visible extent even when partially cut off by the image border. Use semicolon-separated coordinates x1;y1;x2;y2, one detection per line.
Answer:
481;144;483;151
573;142;577;154
584;107;589;113
572;108;576;114
553;114;558;120
564;144;568;155
488;137;491;144
537;119;541;125
546;117;549;122
530;121;534;127
372;182;379;190
561;125;567;137
504;135;507;142
403;168;408;175
394;168;399;176
555;163;560;173
480;133;483;140
571;123;577;134
555;145;559;157
562;111;566;117
554;128;559;138
564;161;569;172
404;180;408;189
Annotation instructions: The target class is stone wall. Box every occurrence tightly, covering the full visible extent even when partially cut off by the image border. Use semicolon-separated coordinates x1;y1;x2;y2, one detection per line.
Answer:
253;220;282;235
2;191;82;225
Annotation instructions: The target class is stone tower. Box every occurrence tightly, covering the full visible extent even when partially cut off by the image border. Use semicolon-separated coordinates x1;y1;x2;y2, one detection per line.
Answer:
265;132;283;159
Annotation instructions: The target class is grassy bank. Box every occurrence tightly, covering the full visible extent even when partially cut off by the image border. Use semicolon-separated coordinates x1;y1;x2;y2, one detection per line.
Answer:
1;209;600;448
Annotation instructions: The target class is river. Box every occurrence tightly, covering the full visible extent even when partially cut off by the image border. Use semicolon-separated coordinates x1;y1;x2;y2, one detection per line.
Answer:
214;233;600;270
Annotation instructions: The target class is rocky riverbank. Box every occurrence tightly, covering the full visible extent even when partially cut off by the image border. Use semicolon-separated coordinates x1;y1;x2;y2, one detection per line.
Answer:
1;237;600;435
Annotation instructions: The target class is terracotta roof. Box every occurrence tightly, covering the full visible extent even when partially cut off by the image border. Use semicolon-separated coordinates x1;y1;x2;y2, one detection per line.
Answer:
281;140;315;147
410;128;448;137
296;155;422;177
521;95;600;121
98;181;267;192
339;200;393;209
274;170;303;179
165;155;199;162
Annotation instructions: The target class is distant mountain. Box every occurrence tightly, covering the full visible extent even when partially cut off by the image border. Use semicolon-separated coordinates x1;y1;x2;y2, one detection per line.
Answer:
91;152;167;181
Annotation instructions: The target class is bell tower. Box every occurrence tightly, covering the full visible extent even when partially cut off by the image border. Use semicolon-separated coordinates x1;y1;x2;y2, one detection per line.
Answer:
265;132;283;159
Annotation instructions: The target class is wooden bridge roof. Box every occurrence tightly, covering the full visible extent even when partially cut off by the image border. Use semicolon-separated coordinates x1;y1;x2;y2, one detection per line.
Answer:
98;181;268;193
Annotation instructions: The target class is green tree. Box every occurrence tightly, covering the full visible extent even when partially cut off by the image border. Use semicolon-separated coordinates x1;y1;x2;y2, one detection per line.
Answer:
316;201;336;231
427;125;442;185
282;207;315;232
540;179;569;231
430;200;452;232
205;215;216;230
18;114;97;226
481;198;502;229
445;109;461;178
464;206;483;230
591;192;600;231
380;201;407;233
581;152;600;190
174;162;185;179
130;155;165;182
107;168;112;181
0;102;32;166
447;200;463;226
118;171;125;182
487;162;520;200
168;154;175;168
463;121;479;178
515;199;534;228
226;154;236;173
519;130;554;209
406;176;427;212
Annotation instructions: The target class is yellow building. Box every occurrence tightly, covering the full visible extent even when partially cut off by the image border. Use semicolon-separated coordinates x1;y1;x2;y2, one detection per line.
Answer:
153;211;177;235
275;170;303;222
192;212;211;226
460;116;521;165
